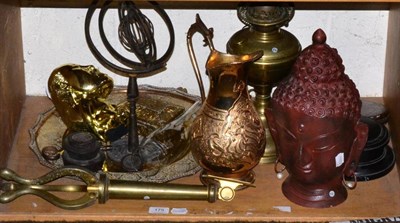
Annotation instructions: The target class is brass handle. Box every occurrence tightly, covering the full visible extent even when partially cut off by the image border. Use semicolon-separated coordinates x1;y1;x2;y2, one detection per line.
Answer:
0;168;98;210
0;167;252;210
203;175;255;202
186;14;215;102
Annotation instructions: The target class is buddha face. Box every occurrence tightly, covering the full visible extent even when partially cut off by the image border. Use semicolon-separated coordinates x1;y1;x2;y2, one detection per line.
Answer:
267;104;368;186
264;28;369;207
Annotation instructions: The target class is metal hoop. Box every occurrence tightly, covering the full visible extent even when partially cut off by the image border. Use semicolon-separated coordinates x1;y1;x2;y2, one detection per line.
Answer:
274;158;286;174
343;174;357;190
84;0;175;77
274;158;286;179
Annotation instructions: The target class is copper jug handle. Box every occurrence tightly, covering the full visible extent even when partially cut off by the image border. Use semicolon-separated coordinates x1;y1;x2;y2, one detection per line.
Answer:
186;14;215;102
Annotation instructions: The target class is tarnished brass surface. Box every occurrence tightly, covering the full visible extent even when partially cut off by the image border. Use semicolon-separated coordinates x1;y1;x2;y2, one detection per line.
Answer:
0;167;252;209
48;64;129;142
227;3;301;163
227;3;301;90
30;85;202;183
187;15;266;184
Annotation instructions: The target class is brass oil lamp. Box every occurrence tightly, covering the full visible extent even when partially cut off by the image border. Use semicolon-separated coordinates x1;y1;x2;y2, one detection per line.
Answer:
227;3;301;163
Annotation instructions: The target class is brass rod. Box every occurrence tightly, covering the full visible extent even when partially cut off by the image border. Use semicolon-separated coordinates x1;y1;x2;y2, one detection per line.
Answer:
29;184;88;192
107;180;216;201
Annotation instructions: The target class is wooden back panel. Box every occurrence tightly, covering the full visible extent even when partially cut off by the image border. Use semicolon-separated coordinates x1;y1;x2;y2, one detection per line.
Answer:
0;1;26;168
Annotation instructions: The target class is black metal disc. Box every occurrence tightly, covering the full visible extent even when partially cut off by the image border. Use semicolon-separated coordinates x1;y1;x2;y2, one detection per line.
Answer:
354;145;395;181
62;150;105;172
359;116;390;163
351;116;395;181
361;100;389;125
121;153;143;172
362;116;389;147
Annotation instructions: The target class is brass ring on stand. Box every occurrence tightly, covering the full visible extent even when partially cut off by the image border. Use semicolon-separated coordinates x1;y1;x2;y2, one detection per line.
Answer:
84;0;175;77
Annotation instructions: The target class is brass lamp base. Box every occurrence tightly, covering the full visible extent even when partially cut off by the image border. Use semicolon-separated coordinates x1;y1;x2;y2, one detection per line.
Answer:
252;92;277;164
259;130;277;164
260;140;276;164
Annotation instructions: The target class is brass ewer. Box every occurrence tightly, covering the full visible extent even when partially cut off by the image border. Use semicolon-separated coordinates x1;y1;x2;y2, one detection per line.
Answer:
187;15;266;185
227;3;301;163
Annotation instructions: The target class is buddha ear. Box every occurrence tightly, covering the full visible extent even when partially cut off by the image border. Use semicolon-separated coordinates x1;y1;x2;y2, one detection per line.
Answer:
343;121;369;177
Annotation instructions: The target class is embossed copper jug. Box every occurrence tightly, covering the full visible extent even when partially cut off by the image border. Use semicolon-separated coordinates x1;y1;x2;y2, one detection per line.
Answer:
187;15;266;185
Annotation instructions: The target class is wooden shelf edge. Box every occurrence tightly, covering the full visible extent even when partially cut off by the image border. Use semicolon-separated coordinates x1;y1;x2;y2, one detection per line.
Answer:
1;96;399;222
17;0;396;9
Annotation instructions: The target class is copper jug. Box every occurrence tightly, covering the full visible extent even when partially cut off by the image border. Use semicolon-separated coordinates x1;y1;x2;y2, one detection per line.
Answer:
186;15;266;185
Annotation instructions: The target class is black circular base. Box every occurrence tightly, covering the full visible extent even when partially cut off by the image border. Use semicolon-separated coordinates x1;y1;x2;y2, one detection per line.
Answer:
361;100;389;124
354;145;396;181
62;150;105;172
352;116;396;181
360;116;390;152
107;136;166;172
62;131;102;160
121;154;143;172
107;137;143;172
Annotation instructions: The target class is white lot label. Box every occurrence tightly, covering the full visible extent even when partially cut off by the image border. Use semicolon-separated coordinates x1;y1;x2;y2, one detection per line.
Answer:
335;153;344;167
149;207;170;214
171;208;188;215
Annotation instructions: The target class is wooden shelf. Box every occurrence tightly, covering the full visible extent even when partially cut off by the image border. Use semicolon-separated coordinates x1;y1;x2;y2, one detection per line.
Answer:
16;0;400;6
15;1;393;10
1;97;399;222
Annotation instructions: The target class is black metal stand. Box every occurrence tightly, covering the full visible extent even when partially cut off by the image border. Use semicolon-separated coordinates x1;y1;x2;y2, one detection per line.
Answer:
121;77;143;171
84;0;174;172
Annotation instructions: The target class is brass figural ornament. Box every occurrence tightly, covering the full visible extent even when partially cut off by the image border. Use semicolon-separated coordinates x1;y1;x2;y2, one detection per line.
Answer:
48;64;129;142
187;15;266;185
266;29;368;208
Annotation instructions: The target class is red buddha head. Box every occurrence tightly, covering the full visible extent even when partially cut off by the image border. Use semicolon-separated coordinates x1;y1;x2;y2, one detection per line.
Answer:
266;29;368;208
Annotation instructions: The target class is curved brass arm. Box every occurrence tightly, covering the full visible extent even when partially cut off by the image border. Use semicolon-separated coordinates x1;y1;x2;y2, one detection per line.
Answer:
186;14;215;102
0;168;98;210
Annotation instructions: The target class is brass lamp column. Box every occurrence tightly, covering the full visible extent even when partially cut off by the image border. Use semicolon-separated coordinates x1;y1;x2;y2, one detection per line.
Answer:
227;3;301;163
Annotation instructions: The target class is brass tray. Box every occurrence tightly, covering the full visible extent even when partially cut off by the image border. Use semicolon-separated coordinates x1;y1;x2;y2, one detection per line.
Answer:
29;85;202;183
